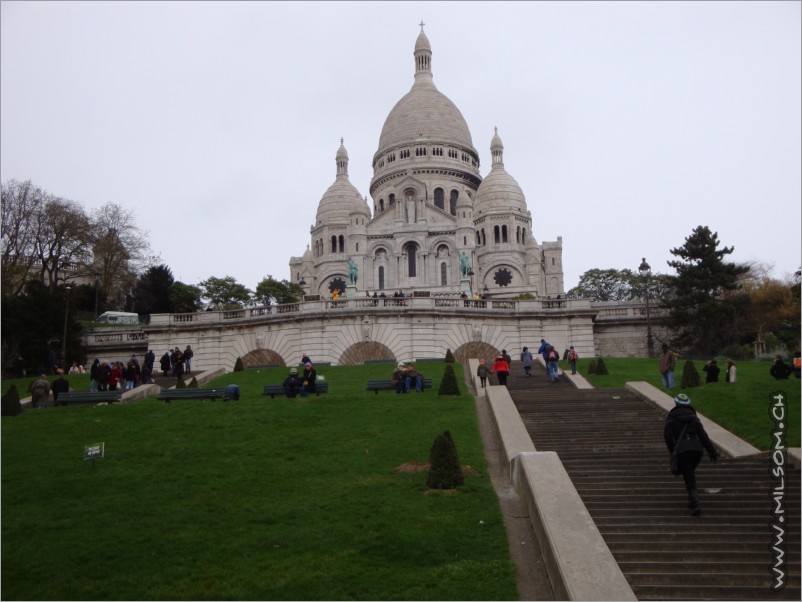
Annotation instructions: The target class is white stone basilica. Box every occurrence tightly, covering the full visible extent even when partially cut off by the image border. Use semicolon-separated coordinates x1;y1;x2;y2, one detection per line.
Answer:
290;26;565;299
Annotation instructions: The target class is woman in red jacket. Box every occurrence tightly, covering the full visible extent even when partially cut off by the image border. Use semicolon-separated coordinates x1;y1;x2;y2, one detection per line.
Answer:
491;355;510;387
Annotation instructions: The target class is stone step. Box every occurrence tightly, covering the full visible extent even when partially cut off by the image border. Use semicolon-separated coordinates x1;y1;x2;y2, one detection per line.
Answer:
505;379;801;601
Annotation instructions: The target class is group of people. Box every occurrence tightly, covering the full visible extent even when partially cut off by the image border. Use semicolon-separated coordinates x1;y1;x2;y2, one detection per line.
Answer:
28;369;70;408
158;346;194;378
282;355;318;398
701;358;737;383
89;354;153;392
476;342;580;387
391;361;425;393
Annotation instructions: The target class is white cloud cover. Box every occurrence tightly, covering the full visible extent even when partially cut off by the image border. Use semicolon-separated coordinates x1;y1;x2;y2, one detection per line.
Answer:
2;1;800;291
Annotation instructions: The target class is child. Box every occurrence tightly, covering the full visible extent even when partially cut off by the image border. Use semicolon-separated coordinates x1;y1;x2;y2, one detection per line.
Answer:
568;346;578;375
477;359;489;388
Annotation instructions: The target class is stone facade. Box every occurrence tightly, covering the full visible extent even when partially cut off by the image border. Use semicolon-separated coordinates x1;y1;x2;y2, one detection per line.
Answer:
289;26;564;300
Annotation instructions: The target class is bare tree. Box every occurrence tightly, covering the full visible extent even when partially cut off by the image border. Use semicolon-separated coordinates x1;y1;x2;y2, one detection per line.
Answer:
1;180;45;295
33;196;94;289
91;203;152;309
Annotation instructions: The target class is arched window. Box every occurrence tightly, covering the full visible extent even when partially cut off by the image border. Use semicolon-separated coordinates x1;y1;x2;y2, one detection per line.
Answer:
404;242;418;277
378;266;385;290
331;235;337;253
516;226;521;244
502;225;508;243
449;190;458;215
476;231;481;246
522;228;527;244
481;229;486;246
338;235;344;253
379;199;385;212
494;225;500;244
440;262;448;285
389;193;395;206
434;188;444;210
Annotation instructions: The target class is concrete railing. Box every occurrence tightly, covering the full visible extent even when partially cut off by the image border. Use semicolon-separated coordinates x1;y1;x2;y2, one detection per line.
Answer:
473;360;636;601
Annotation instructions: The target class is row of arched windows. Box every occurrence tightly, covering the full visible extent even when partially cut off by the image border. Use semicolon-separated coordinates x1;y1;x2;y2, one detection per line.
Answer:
375;147;477;171
476;225;528;246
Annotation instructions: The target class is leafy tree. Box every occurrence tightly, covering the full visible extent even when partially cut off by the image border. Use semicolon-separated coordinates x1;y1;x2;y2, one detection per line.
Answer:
168;282;203;313
736;277;801;352
1;281;84;374
33;196;93;290
567;268;636;301
253;275;302;306
198;276;252;310
663;226;749;356
134;264;175;315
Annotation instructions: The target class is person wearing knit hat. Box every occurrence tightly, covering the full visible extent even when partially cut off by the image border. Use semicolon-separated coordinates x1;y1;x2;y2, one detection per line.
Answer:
476;359;489;388
663;392;718;515
282;366;303;398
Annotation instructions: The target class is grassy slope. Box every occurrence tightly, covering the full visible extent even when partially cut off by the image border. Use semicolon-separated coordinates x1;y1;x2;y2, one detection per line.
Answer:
2;363;518;601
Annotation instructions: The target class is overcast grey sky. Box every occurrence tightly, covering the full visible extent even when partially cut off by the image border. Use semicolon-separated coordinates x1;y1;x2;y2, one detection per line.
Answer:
2;1;800;292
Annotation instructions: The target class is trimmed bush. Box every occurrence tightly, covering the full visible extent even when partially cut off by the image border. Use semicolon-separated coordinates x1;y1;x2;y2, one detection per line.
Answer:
595;357;609;375
234;357;244;372
681;359;701;388
188;377;198;388
587;360;598;375
176;377;187;389
2;385;22;417
444;349;455;363
426;430;464;489
437;364;461;396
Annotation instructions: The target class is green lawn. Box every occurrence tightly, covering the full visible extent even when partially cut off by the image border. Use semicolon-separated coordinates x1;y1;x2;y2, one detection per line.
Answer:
2;363;518;601
580;357;801;450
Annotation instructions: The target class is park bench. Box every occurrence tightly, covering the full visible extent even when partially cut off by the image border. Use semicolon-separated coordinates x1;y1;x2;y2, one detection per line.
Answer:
366;377;433;394
247;364;278;370
363;359;397;364
263;380;329;399
157;387;234;404
55;391;122;406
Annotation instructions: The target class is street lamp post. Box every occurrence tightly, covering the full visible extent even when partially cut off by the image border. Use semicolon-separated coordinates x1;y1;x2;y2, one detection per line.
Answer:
638;257;654;357
93;270;100;319
61;285;72;368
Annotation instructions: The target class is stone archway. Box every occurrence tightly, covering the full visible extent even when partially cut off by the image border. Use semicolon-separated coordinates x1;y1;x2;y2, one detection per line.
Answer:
241;349;286;368
453;341;499;364
339;341;396;365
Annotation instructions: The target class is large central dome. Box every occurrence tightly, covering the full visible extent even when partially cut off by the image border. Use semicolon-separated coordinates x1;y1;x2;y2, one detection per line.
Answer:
374;29;475;160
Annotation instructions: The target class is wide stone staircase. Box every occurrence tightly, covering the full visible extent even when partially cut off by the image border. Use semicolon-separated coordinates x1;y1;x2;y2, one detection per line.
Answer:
503;363;800;600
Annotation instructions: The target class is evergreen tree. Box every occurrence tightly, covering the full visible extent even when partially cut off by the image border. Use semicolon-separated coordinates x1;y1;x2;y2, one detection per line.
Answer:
2;385;22;416
681;360;701;388
595;357;609;375
426;431;464;489
437;364;460;395
664;226;750;356
234;357;244;372
587;360;598;375
444;349;455;363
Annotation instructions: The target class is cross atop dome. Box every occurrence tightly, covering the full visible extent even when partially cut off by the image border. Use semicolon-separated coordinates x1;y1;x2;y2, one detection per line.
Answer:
419;20;425;32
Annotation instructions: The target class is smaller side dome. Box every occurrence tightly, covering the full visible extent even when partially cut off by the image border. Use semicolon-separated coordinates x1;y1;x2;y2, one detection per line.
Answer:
474;129;528;215
315;139;369;225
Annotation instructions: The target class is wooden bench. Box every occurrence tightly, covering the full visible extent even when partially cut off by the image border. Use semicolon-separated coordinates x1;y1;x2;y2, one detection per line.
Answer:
366;377;433;394
247;364;278;370
55;391;122;406
157;387;234;403
263;381;329;399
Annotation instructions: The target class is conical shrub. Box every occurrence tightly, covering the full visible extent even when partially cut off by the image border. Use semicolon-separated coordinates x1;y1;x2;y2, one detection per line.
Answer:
2;385;22;417
234;357;244;372
176;377;187;389
444;349;455;363
587;360;598;375
188;377;198;388
595;357;609;375
437;364;461;396
426;430;464;489
681;360;701;388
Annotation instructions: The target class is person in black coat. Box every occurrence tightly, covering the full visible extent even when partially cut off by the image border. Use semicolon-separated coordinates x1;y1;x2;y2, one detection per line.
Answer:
283;368;303;398
160;352;171;377
51;369;70;405
664;393;718;516
301;363;317;397
770;355;792;380
702;359;720;383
